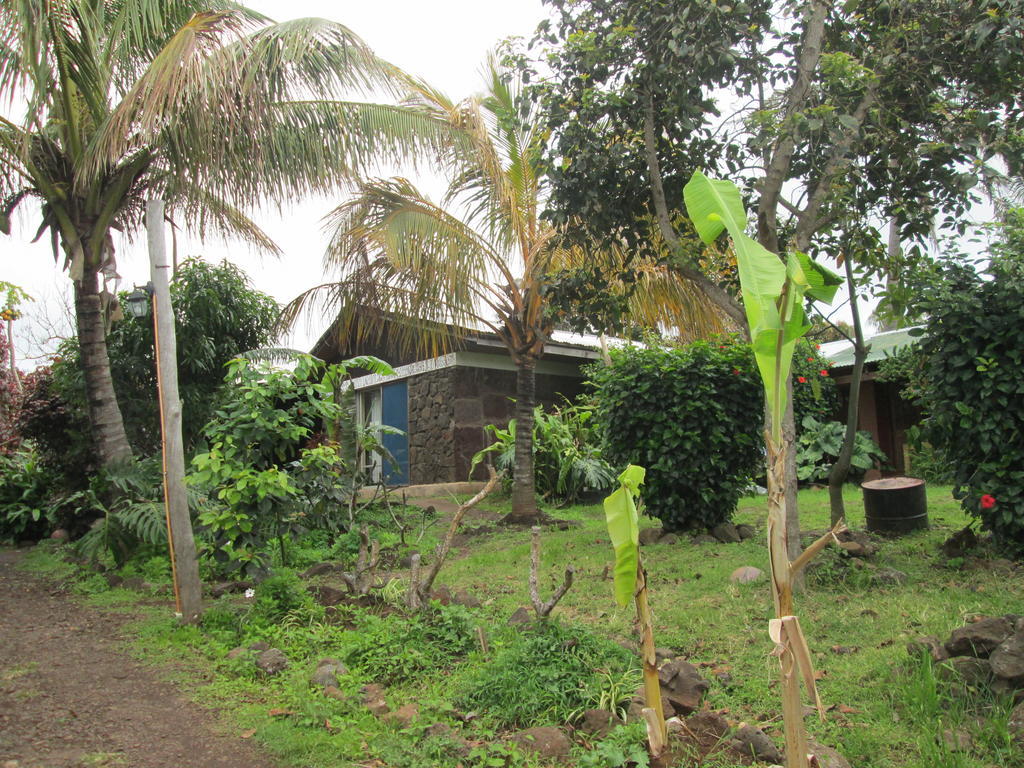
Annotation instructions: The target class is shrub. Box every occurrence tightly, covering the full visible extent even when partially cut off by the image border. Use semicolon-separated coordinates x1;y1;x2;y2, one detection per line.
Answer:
796;415;887;484
458;620;634;727
247;569;311;625
471;400;617;504
343;603;477;684
0;447;57;542
16;362;95;489
911;238;1024;552
586;339;764;532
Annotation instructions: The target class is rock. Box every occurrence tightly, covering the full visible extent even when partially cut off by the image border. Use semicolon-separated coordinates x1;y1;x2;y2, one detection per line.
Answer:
430;585;453;605
685;710;730;740
311;659;348;688
104;573;124;588
399;552;420;569
248;641;270;652
940;728;974;752
508;606;532;625
871;568;909;586
660;534;679;545
1009;701;1024;746
944;616;1013;657
835;529;879;558
549;519;583;530
657;659;710;716
654;647;678;662
736;524;756;540
639;527;664;546
627;690;674;724
906;635;949;662
731;724;783;764
730;566;764;584
509;727;572;761
122;576;149;591
210;580;252;599
50;528;69;542
300;562;338;579
692;534;718;545
577;708;622;738
383;703;419;727
940;526;978;559
807;740;852;768
255;648;289;676
309;585;346;607
422;723;453;740
711;523;741;544
937;657;993;693
226;647;247;660
990;631;1024;684
322;685;346;701
452;588;481;609
361;683;390;716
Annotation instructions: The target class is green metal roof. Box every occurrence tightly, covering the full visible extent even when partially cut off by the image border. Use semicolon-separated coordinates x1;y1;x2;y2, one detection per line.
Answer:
820;326;921;368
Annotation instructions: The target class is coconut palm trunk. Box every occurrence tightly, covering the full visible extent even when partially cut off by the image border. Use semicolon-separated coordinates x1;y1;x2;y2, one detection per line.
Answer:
74;265;132;466
507;360;539;523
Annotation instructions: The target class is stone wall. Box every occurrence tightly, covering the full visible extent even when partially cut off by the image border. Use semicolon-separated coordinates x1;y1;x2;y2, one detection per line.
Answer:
452;367;586;481
407;368;456;485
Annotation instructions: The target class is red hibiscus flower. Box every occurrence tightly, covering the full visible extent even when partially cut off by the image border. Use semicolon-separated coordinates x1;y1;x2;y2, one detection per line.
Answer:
980;494;997;509
807;357;814;362
819;369;829;377
797;376;807;383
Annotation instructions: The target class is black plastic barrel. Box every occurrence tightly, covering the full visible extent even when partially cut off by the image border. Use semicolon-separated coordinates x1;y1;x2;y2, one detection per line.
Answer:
862;477;928;533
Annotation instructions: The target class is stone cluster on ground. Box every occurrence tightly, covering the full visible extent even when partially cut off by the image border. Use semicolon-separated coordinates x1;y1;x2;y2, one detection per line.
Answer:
908;613;1024;748
638;522;756;547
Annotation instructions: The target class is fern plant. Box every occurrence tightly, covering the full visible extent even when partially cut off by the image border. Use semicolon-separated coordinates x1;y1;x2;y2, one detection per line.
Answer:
75;457;169;566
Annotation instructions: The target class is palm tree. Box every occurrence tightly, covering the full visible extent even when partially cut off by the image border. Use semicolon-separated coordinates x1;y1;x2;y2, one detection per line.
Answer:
0;1;446;468
282;60;722;523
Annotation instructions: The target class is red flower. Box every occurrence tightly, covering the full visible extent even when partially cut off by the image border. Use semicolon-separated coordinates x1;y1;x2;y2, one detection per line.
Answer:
815;344;821;349
797;376;807;383
819;369;829;377
807;357;814;362
980;494;997;510
732;368;740;375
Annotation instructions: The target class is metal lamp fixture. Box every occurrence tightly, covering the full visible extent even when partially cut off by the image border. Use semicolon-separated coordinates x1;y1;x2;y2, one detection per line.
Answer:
124;282;154;319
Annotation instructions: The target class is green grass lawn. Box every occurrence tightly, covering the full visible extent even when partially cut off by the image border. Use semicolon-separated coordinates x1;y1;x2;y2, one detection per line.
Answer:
17;485;1024;768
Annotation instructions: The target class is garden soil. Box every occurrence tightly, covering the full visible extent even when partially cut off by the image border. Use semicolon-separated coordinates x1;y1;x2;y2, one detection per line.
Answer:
0;549;277;768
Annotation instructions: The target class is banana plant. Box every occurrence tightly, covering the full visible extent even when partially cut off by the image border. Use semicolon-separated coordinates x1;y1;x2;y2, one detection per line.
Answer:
603;465;666;756
684;171;844;768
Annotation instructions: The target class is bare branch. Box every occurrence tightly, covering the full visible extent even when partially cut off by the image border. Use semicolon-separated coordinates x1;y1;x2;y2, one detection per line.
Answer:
529;525;576;618
415;466;502;606
757;0;830;252
642;91;747;329
790;518;848;577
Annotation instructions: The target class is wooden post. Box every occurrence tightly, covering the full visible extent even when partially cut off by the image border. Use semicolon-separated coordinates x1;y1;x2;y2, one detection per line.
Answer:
147;199;203;623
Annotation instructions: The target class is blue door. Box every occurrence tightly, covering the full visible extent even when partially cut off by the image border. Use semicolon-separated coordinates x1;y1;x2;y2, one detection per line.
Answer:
380;380;409;485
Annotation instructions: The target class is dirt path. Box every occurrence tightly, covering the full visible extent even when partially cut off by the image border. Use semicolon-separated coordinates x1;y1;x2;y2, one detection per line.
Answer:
0;549;277;768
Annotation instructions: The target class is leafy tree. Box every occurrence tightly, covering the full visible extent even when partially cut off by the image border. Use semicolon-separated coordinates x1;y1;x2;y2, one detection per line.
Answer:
283;58;719;523
189;353;393;576
910;214;1024;552
0;1;447;469
111;258;279;452
530;0;1024;553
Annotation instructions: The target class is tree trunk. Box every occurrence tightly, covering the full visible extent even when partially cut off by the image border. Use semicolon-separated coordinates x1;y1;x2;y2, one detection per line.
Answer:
148;199;203;623
828;257;868;525
504;361;540;524
74;266;132;467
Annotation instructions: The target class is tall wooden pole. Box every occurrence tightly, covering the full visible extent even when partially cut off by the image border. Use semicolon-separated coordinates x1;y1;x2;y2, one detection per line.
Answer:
147;199;203;623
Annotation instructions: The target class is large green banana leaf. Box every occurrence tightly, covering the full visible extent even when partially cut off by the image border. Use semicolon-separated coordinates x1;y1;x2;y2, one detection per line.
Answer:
602;464;645;607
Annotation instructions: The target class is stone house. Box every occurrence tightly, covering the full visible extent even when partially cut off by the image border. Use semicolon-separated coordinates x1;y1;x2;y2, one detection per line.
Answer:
312;316;602;486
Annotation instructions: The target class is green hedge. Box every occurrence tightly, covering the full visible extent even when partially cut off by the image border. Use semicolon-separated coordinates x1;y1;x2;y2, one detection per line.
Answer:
587;338;836;532
586;339;762;531
914;239;1024;552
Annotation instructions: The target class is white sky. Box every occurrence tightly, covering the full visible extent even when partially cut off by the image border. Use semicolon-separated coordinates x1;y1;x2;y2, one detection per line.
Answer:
2;0;548;365
1;1;1000;366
